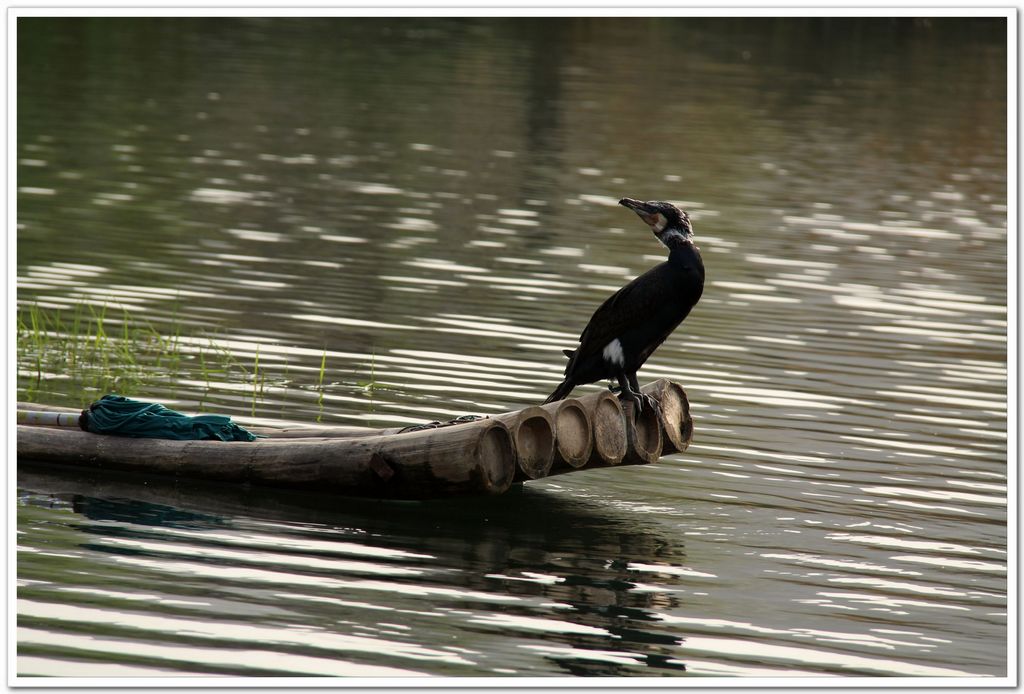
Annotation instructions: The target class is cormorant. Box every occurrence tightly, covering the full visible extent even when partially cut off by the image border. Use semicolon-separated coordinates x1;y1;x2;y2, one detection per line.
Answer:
544;197;705;414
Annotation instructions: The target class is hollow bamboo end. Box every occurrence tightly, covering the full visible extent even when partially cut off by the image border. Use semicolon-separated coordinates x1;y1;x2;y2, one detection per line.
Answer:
552;398;592;469
509;406;556;480
475;421;516;494
643;379;693;454
589;391;627;466
623;401;663;465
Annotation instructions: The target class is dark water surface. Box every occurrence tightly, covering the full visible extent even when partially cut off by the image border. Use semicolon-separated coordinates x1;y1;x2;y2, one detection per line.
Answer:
16;17;1008;679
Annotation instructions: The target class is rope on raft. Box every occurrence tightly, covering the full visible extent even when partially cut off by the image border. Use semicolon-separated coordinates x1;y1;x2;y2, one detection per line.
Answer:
397;414;486;434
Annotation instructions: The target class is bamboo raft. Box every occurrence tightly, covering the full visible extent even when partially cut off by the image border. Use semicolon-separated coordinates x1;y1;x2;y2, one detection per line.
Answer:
16;380;693;499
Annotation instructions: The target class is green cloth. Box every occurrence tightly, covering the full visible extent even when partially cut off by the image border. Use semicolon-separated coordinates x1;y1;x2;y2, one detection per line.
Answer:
82;395;260;442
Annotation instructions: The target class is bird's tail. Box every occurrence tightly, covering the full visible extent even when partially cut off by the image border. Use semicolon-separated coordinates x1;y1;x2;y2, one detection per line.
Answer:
543;347;579;403
543;380;575;405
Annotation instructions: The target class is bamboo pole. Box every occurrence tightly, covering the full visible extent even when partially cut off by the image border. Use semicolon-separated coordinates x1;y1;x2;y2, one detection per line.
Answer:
620;400;663;466
538;397;592;471
15;402;404;438
16;410;81;428
248;423;401;438
16;399;557;482
16;402;77;414
641;380;693;454
569;390;627;468
493;406;556;480
16;417;515;499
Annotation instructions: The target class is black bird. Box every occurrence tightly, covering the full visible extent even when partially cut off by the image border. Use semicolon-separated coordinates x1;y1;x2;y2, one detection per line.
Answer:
544;197;705;413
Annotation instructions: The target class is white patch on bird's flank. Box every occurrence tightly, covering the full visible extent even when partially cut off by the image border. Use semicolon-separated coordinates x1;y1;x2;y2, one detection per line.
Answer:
602;338;625;366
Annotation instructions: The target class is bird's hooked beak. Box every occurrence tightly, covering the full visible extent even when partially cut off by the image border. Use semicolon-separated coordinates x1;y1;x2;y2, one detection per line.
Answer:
619;198;666;232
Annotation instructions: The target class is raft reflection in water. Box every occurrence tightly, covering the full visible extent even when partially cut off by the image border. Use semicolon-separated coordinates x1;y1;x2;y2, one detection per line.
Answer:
18;465;690;676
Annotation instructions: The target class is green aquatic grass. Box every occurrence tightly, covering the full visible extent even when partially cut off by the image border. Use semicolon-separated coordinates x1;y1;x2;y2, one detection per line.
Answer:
251;345;262;417
17;302;180;403
316;347;328;420
15;301;386;418
356;347;378;394
17;302;299;409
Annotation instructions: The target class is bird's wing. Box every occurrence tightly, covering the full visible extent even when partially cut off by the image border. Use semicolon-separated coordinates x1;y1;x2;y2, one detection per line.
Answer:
574;262;673;360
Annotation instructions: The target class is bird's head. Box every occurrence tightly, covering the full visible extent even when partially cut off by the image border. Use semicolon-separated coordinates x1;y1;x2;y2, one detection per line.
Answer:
619;198;692;248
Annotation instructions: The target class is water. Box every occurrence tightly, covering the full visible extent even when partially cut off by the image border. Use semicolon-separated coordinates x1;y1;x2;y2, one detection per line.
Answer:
15;17;1009;679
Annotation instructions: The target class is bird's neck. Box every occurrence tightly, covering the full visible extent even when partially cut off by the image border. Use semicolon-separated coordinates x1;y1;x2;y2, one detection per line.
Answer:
665;232;702;269
659;228;694;250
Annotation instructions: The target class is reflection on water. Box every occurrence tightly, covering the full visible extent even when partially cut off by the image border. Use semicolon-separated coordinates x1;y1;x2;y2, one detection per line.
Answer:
19;466;693;677
17;16;1007;679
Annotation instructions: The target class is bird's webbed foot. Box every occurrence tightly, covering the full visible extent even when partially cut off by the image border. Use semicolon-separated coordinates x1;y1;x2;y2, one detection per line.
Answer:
639;391;659;415
633;391;660;418
615;377;659;421
617;390;659;421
